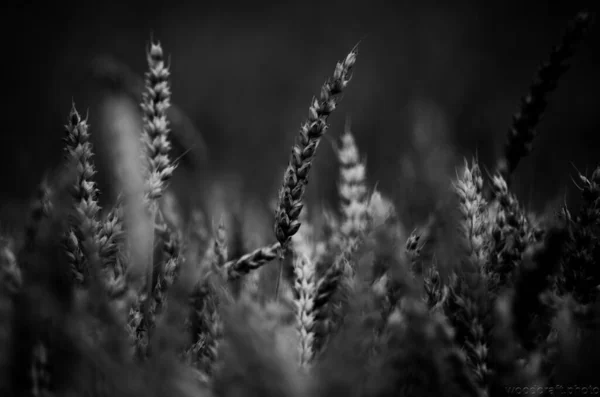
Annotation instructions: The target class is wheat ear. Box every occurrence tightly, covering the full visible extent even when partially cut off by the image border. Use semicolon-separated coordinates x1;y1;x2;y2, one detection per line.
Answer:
22;177;52;253
447;273;491;395
274;47;358;250
489;173;530;291
126;40;175;359
0;239;20;391
140;40;174;284
63;104;102;285
556;165;600;304
337;115;369;250
141;41;175;202
497;11;593;182
454;158;490;274
97;201;125;279
273;47;357;300
292;252;317;368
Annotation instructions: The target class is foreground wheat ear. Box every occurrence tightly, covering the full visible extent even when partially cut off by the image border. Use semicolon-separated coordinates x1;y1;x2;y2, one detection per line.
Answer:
274;46;358;251
271;46;358;298
217;47;360;281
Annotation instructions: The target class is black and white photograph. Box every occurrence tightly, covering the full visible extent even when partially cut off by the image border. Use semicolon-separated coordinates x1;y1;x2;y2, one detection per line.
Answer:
1;1;599;396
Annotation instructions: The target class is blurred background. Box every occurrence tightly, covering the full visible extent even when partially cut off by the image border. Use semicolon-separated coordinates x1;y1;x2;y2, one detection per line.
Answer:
1;0;599;233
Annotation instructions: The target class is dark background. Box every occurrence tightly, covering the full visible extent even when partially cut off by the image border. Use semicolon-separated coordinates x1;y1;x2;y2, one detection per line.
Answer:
1;0;599;231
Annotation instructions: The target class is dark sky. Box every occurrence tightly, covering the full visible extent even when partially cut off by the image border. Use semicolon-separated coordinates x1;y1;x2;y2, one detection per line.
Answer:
1;0;599;225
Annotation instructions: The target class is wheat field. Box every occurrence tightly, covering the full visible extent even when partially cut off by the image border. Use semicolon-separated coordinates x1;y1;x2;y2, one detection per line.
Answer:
0;8;599;397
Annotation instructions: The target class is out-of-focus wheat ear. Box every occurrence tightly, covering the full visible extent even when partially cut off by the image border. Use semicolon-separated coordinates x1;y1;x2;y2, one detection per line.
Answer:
187;207;211;259
575;164;600;221
139;216;183;353
311;255;344;355
98;87;152;305
488;293;546;397
1;238;21;294
63;104;102;285
322;208;343;249
274;46;358;251
102;91;155;355
98;198;125;274
405;228;425;275
161;219;183;289
194;220;228;373
147;244;194;354
0;240;19;393
22;176;53;253
368;297;482;397
141;40;175;202
30;342;50;397
556;164;600;304
497;11;594;183
489;172;531;291
337;115;370;250
192;236;236;377
188;265;224;379
64;228;86;283
137;39;176;355
213;218;228;268
212;299;305;397
446;272;492;393
546;295;578;381
430;307;485;397
423;263;448;313
96;202;129;317
454;158;491;275
511;224;568;352
292;252;317;368
200;301;223;378
367;189;398;228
